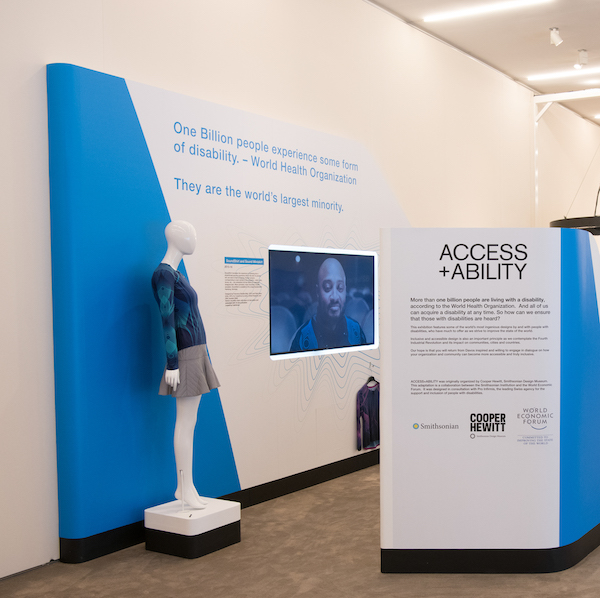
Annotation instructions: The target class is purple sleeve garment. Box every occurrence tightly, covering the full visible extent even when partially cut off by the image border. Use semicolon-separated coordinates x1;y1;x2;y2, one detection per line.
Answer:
357;382;380;450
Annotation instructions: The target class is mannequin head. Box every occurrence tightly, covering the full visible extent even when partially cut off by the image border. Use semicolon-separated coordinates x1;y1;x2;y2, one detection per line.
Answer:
165;220;197;255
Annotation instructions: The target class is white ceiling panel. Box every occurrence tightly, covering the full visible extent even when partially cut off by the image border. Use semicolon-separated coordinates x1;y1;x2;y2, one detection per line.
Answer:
368;0;600;123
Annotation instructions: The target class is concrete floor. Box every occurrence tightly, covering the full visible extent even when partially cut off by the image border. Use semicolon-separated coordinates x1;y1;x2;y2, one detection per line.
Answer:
2;465;600;597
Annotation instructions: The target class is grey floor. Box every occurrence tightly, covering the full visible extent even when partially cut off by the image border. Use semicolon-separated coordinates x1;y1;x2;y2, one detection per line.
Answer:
3;465;600;597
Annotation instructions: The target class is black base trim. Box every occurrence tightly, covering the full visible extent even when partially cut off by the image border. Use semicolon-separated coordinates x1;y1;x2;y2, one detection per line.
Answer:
60;451;379;563
222;449;379;508
381;520;600;573
145;521;240;559
60;521;145;564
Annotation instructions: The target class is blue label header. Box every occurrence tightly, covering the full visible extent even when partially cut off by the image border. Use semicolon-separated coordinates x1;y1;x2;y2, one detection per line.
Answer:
225;257;264;265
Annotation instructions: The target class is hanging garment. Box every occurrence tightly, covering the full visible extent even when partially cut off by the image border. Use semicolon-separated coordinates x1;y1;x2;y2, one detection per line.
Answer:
357;381;380;450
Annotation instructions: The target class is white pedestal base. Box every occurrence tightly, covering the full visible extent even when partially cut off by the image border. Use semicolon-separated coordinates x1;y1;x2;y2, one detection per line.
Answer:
145;498;241;558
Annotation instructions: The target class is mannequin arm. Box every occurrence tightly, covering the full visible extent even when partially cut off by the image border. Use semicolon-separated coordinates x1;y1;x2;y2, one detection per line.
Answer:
165;368;180;391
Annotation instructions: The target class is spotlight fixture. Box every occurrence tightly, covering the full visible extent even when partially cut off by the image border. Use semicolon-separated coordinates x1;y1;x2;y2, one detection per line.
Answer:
574;49;588;70
550;27;563;46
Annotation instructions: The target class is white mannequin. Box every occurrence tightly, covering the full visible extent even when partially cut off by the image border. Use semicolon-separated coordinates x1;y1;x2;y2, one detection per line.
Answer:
160;220;207;509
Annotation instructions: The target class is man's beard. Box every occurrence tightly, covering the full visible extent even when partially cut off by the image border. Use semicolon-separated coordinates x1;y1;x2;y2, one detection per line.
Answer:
317;301;344;329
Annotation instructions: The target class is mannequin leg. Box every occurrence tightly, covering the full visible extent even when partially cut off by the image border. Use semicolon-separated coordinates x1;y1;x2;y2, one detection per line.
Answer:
173;394;208;508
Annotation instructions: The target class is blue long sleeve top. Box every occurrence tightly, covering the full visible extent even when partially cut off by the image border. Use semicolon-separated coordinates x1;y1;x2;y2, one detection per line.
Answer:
151;263;207;370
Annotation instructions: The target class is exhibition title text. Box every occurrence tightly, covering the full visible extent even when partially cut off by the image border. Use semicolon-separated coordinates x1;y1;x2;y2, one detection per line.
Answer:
438;243;527;280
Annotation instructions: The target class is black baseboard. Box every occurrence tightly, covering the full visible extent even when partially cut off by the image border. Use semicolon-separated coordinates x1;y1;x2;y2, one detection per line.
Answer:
145;521;241;559
60;521;145;564
60;450;379;563
221;449;379;508
381;520;600;574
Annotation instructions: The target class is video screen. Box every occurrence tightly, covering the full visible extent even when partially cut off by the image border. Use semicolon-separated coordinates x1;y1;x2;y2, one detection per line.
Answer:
269;245;378;360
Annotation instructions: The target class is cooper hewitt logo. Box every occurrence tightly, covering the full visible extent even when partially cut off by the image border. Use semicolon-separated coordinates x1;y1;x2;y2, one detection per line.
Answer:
470;413;506;432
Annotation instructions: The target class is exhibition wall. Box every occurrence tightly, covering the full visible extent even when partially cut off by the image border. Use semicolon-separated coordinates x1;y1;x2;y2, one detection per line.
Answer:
0;0;596;579
47;63;407;554
380;227;600;573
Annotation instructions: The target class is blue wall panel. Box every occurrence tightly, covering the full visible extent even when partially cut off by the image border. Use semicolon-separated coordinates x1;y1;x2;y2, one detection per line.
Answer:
560;229;600;546
47;64;239;540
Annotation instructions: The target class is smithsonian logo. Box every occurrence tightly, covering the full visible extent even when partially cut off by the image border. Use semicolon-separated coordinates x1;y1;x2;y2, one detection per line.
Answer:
413;422;459;430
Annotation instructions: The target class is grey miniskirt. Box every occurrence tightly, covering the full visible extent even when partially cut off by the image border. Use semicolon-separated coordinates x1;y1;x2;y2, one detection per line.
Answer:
159;344;220;398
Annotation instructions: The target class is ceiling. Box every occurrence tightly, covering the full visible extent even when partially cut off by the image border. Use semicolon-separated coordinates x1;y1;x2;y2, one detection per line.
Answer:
368;0;600;124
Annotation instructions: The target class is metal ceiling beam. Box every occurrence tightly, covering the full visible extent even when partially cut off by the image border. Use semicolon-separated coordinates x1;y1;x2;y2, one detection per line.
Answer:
534;89;600;103
535;102;553;122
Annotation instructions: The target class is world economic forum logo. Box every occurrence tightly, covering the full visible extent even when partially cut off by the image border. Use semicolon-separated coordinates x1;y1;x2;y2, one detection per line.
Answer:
517;407;554;431
413;423;419;429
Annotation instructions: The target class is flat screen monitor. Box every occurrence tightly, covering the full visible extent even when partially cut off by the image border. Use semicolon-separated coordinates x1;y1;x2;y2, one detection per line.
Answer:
269;245;378;360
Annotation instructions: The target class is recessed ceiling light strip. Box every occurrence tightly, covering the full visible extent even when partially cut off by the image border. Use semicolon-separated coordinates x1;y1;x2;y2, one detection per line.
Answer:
529;67;600;82
424;0;553;23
